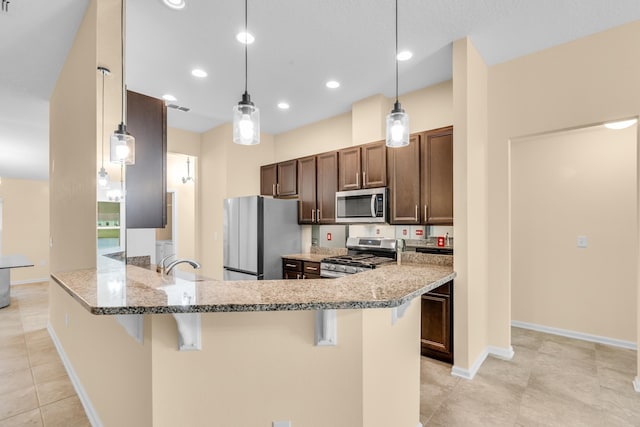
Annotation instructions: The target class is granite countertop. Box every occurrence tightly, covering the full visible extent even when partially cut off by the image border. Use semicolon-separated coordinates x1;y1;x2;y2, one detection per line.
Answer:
51;260;455;315
282;253;328;262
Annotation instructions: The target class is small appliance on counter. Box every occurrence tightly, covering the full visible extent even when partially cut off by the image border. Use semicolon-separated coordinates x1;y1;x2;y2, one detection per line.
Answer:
223;196;301;280
320;237;397;278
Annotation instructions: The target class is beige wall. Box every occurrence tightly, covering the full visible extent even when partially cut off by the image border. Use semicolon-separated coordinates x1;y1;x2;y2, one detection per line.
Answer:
511;125;637;341
0;178;49;282
166;153;196;260
452;38;491;371
488;21;640;374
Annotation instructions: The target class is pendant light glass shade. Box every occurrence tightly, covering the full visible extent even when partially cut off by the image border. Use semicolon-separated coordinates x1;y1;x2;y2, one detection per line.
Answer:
386;101;409;147
233;0;260;145
386;0;410;148
233;92;260;145
110;124;135;164
111;0;135;164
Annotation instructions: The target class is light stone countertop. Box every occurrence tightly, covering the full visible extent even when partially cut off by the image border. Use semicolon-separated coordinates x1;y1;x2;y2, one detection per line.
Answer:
51;259;455;315
282;253;328;262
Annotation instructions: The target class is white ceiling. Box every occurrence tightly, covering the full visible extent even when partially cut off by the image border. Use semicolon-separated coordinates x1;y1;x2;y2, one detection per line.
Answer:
3;0;640;180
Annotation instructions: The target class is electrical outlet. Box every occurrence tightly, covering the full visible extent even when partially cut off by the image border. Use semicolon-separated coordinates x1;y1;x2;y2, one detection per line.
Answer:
577;235;588;248
273;421;291;427
65;313;70;327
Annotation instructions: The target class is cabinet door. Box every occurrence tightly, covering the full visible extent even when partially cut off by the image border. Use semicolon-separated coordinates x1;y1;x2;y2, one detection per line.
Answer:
277;160;298;197
362;141;387;188
387;134;420;224
316;151;338;224
421;293;451;359
338;146;361;191
297;156;317;224
260;164;277;197
421;126;453;225
125;90;167;229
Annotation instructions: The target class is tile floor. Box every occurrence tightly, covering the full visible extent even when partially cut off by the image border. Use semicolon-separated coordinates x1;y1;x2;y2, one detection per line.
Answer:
0;282;89;427
1;282;638;426
420;327;640;426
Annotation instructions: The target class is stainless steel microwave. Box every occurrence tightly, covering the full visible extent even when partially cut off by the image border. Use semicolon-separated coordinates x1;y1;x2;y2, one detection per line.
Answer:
335;188;387;223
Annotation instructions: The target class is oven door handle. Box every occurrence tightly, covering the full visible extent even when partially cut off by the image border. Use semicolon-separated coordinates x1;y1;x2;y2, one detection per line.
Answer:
371;194;376;218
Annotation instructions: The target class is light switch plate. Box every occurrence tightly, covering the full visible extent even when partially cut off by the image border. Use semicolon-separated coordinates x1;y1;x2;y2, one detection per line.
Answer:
577;235;588;248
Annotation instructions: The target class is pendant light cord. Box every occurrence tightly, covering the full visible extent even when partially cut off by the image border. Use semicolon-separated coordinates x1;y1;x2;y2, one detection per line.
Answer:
101;70;105;168
121;0;126;125
395;0;399;104
244;0;248;94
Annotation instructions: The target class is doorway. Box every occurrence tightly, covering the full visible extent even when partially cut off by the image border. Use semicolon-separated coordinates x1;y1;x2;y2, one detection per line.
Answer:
510;122;637;345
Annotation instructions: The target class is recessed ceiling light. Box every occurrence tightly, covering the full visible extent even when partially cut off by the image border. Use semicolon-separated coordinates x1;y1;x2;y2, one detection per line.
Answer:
277;102;290;110
162;94;177;102
191;68;207;78
236;32;255;44
604;118;637;129
162;0;185;10
397;50;413;61
326;80;340;89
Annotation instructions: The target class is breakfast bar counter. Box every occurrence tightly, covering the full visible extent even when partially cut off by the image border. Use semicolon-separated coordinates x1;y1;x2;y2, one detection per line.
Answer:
50;261;455;315
48;258;455;427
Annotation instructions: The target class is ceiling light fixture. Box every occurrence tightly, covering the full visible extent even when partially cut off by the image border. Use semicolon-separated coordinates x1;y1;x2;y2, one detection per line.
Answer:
604;118;637;130
191;68;207;78
326;80;340;89
98;66;111;188
162;0;185;10
162;94;177;102
386;0;409;148
232;0;260;145
397;50;413;61
236;31;255;44
110;0;135;165
277;102;290;110
182;157;194;183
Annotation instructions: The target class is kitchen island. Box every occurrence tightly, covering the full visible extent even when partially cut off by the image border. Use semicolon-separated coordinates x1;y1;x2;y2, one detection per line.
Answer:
49;259;455;427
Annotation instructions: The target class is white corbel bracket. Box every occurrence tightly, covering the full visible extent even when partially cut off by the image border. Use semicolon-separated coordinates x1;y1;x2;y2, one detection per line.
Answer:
172;313;201;351
115;314;144;344
315;309;337;346
391;300;411;325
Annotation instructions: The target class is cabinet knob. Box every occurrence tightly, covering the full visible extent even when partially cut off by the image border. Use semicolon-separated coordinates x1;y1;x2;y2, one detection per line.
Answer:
272;184;276;196
415;205;418;221
276;183;280;195
316;209;320;222
356;173;359;187
424;204;427;222
311;209;315;222
363;171;366;186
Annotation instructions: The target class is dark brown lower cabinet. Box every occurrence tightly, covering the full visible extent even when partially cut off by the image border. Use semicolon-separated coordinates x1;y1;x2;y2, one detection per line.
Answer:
282;259;321;280
421;281;453;363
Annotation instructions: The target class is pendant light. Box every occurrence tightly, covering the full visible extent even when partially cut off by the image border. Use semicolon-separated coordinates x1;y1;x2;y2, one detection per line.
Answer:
110;0;135;164
182;157;194;183
232;0;260;145
98;66;110;187
385;0;410;148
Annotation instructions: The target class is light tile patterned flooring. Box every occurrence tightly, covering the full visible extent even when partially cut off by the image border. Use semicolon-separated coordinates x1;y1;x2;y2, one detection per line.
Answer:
420;327;640;426
0;282;89;426
1;282;638;426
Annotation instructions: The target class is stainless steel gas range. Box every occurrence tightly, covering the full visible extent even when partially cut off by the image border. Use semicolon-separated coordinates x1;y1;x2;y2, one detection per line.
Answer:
320;237;397;278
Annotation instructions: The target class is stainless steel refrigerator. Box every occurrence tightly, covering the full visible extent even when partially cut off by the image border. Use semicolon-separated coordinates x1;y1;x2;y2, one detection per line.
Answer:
223;196;301;280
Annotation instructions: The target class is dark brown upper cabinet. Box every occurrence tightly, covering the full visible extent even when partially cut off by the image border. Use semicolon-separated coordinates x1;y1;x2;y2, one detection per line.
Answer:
387;133;421;224
125;90;167;229
421;126;453;225
260;160;298;198
338;141;387;191
297;152;338;225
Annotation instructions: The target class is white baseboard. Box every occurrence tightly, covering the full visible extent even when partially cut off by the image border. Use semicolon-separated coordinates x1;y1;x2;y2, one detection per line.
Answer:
11;277;49;286
511;320;637;350
451;344;515;380
47;323;103;427
634;377;640;393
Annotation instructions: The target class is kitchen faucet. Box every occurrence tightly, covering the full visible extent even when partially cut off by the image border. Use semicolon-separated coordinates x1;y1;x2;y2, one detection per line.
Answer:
156;254;176;274
165;259;201;275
